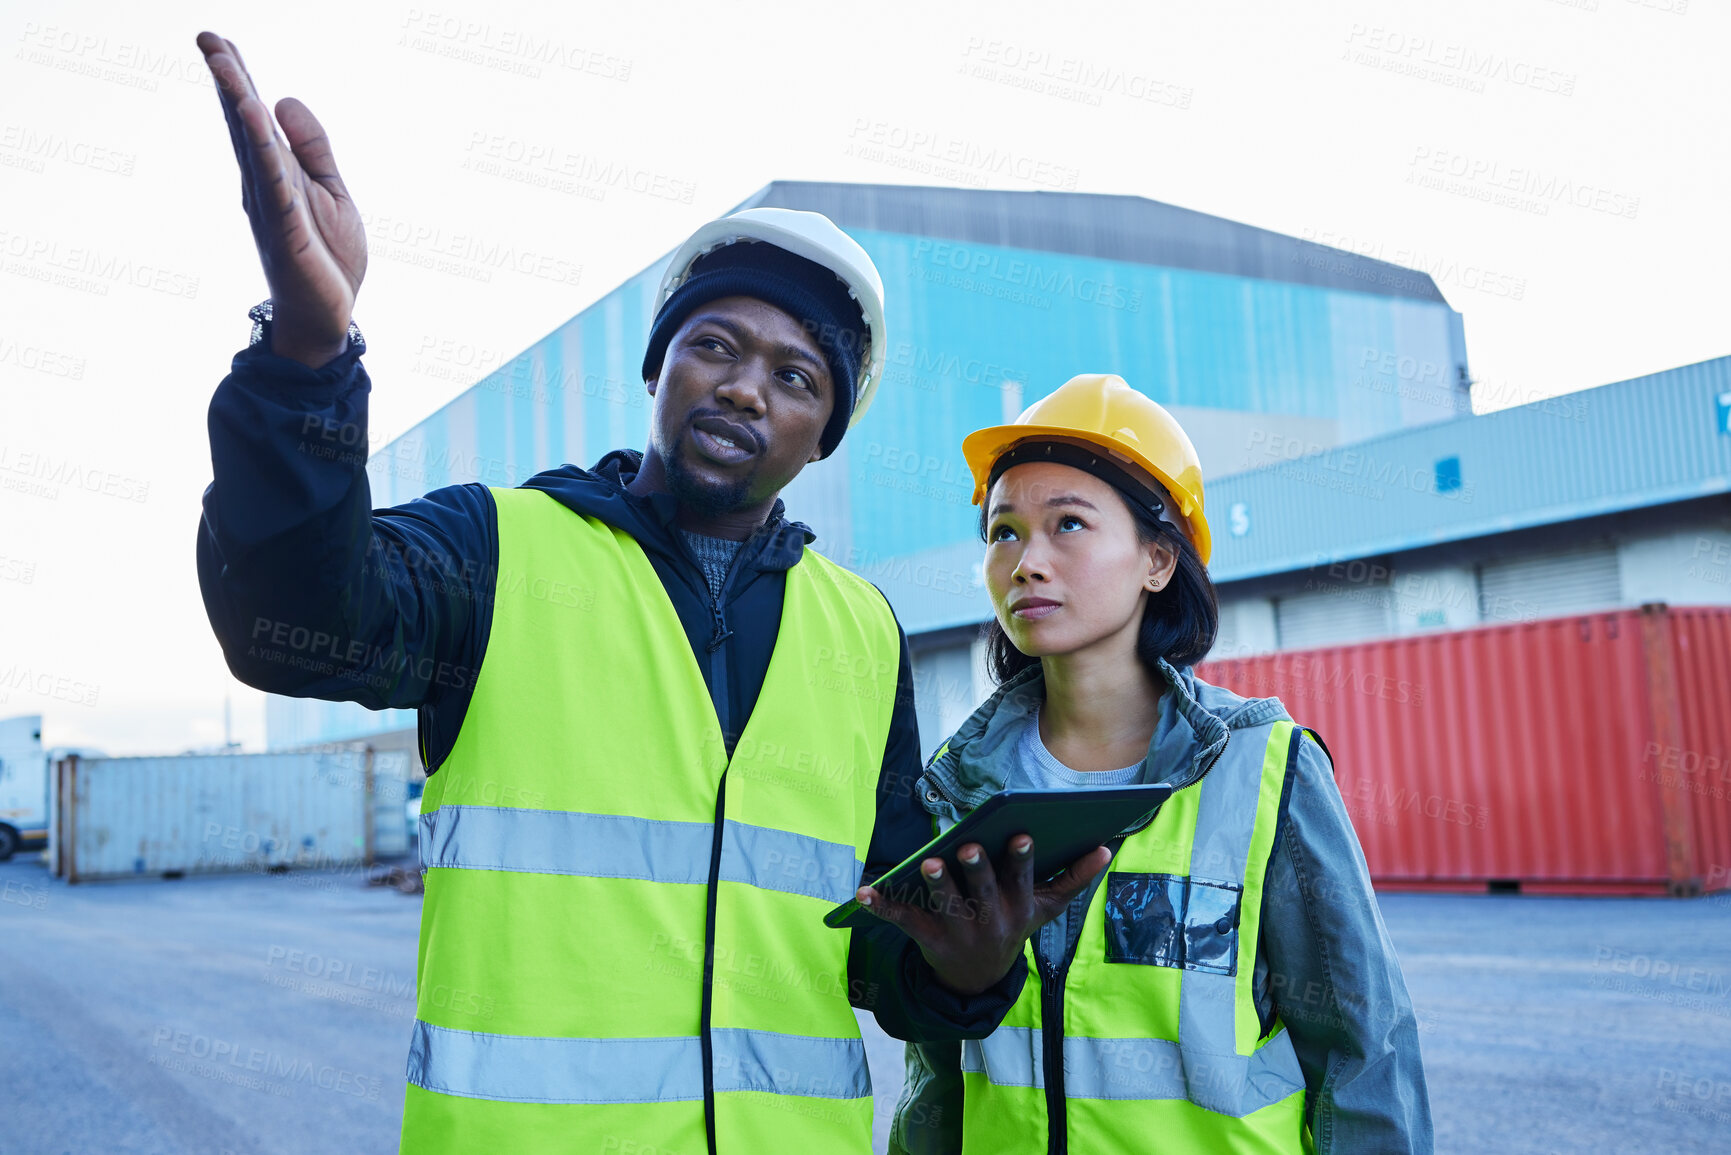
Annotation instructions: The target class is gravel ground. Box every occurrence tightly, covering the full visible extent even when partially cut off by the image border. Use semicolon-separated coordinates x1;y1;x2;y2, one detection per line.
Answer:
2;856;1727;1154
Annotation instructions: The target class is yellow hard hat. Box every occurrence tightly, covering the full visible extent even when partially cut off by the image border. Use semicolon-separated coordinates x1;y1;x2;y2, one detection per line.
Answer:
962;373;1212;564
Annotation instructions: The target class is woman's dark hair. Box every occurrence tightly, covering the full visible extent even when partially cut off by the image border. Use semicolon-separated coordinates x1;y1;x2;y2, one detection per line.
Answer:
979;484;1219;686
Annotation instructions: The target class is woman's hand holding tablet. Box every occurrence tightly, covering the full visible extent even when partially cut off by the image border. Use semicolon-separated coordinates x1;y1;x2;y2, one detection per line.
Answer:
830;785;1170;996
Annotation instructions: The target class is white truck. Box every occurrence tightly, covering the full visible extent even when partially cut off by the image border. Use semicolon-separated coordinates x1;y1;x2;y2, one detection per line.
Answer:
0;714;46;860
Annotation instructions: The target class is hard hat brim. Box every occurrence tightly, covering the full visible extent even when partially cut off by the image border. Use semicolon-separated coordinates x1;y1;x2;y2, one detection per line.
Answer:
963;423;1213;564
658;209;888;431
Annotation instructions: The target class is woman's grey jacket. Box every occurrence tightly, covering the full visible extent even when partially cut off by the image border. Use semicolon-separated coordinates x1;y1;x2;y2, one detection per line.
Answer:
887;659;1433;1154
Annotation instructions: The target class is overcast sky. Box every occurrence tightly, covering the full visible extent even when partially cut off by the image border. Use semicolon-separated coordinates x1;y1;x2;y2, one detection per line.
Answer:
2;0;1725;754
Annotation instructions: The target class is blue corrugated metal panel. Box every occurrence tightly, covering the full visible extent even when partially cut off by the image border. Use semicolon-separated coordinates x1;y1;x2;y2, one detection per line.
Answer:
839;228;1465;563
1207;356;1731;583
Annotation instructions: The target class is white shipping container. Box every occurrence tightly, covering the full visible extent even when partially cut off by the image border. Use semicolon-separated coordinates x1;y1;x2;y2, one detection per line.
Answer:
0;714;46;859
50;750;412;882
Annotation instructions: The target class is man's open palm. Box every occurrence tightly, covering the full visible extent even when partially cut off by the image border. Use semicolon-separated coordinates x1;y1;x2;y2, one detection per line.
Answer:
197;31;366;368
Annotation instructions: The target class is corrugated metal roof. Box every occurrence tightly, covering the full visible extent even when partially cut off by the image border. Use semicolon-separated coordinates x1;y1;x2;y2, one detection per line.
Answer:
1208;356;1731;583
734;181;1450;305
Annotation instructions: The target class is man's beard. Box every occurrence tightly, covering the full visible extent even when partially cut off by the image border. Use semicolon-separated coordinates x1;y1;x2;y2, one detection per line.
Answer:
664;437;755;519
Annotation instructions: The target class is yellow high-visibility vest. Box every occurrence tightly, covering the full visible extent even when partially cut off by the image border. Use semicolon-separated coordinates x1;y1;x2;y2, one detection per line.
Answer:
957;721;1312;1154
401;487;900;1154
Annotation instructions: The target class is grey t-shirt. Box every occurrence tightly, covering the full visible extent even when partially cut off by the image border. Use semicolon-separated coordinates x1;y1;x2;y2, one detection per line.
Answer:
1005;707;1142;969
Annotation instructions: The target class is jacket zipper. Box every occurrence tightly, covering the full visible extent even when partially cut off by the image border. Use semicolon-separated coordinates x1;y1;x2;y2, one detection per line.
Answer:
1036;949;1070;1155
700;772;727;1155
1139;728;1232;826
695;528;758;1155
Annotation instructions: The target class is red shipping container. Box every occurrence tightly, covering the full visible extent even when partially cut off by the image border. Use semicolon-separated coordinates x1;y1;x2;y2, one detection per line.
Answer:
1198;605;1731;896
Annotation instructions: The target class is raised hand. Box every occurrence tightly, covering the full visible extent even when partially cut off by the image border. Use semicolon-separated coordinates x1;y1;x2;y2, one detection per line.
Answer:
197;31;366;368
856;836;1113;996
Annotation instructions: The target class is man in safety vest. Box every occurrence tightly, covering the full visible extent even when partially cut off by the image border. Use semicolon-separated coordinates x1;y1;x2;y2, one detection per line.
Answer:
193;33;1106;1155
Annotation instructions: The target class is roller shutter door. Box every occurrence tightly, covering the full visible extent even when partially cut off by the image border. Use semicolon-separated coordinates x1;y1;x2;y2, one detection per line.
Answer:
1275;581;1393;649
910;641;984;761
1477;544;1621;622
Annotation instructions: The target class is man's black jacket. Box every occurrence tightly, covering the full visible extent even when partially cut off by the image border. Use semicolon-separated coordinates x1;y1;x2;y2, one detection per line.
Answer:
196;328;1023;1041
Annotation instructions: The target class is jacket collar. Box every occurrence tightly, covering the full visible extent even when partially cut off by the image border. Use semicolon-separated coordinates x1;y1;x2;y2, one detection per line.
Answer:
920;657;1290;816
518;448;816;574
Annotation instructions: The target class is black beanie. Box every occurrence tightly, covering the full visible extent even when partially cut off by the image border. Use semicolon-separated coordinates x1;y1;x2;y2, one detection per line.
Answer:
641;242;867;458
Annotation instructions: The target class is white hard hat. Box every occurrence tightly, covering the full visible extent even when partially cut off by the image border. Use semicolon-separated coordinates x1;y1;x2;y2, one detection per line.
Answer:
655;208;888;435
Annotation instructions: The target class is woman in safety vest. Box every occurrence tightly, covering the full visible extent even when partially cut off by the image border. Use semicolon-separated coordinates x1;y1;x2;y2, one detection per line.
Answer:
875;374;1432;1154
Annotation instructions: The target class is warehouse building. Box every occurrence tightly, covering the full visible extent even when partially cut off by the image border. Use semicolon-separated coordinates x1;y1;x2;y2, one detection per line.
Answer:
1207;357;1731;655
903;355;1731;754
264;182;1726;758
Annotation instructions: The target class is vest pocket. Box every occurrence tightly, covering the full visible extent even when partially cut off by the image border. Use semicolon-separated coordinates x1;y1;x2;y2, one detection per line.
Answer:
1103;873;1242;976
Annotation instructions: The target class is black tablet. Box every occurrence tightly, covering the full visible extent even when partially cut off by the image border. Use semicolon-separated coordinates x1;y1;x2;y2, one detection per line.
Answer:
824;784;1172;930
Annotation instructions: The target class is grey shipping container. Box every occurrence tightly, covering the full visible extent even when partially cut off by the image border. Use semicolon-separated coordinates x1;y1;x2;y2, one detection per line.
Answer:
49;749;413;883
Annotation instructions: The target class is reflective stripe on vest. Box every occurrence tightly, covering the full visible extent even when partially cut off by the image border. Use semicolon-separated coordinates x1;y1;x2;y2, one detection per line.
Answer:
959;720;1308;1154
408;1021;871;1103
1178;721;1301;1118
960;1027;1303;1107
401;489;898;1155
418;807;865;905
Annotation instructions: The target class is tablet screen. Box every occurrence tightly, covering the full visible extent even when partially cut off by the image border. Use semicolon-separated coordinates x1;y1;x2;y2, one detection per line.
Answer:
825;784;1171;929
